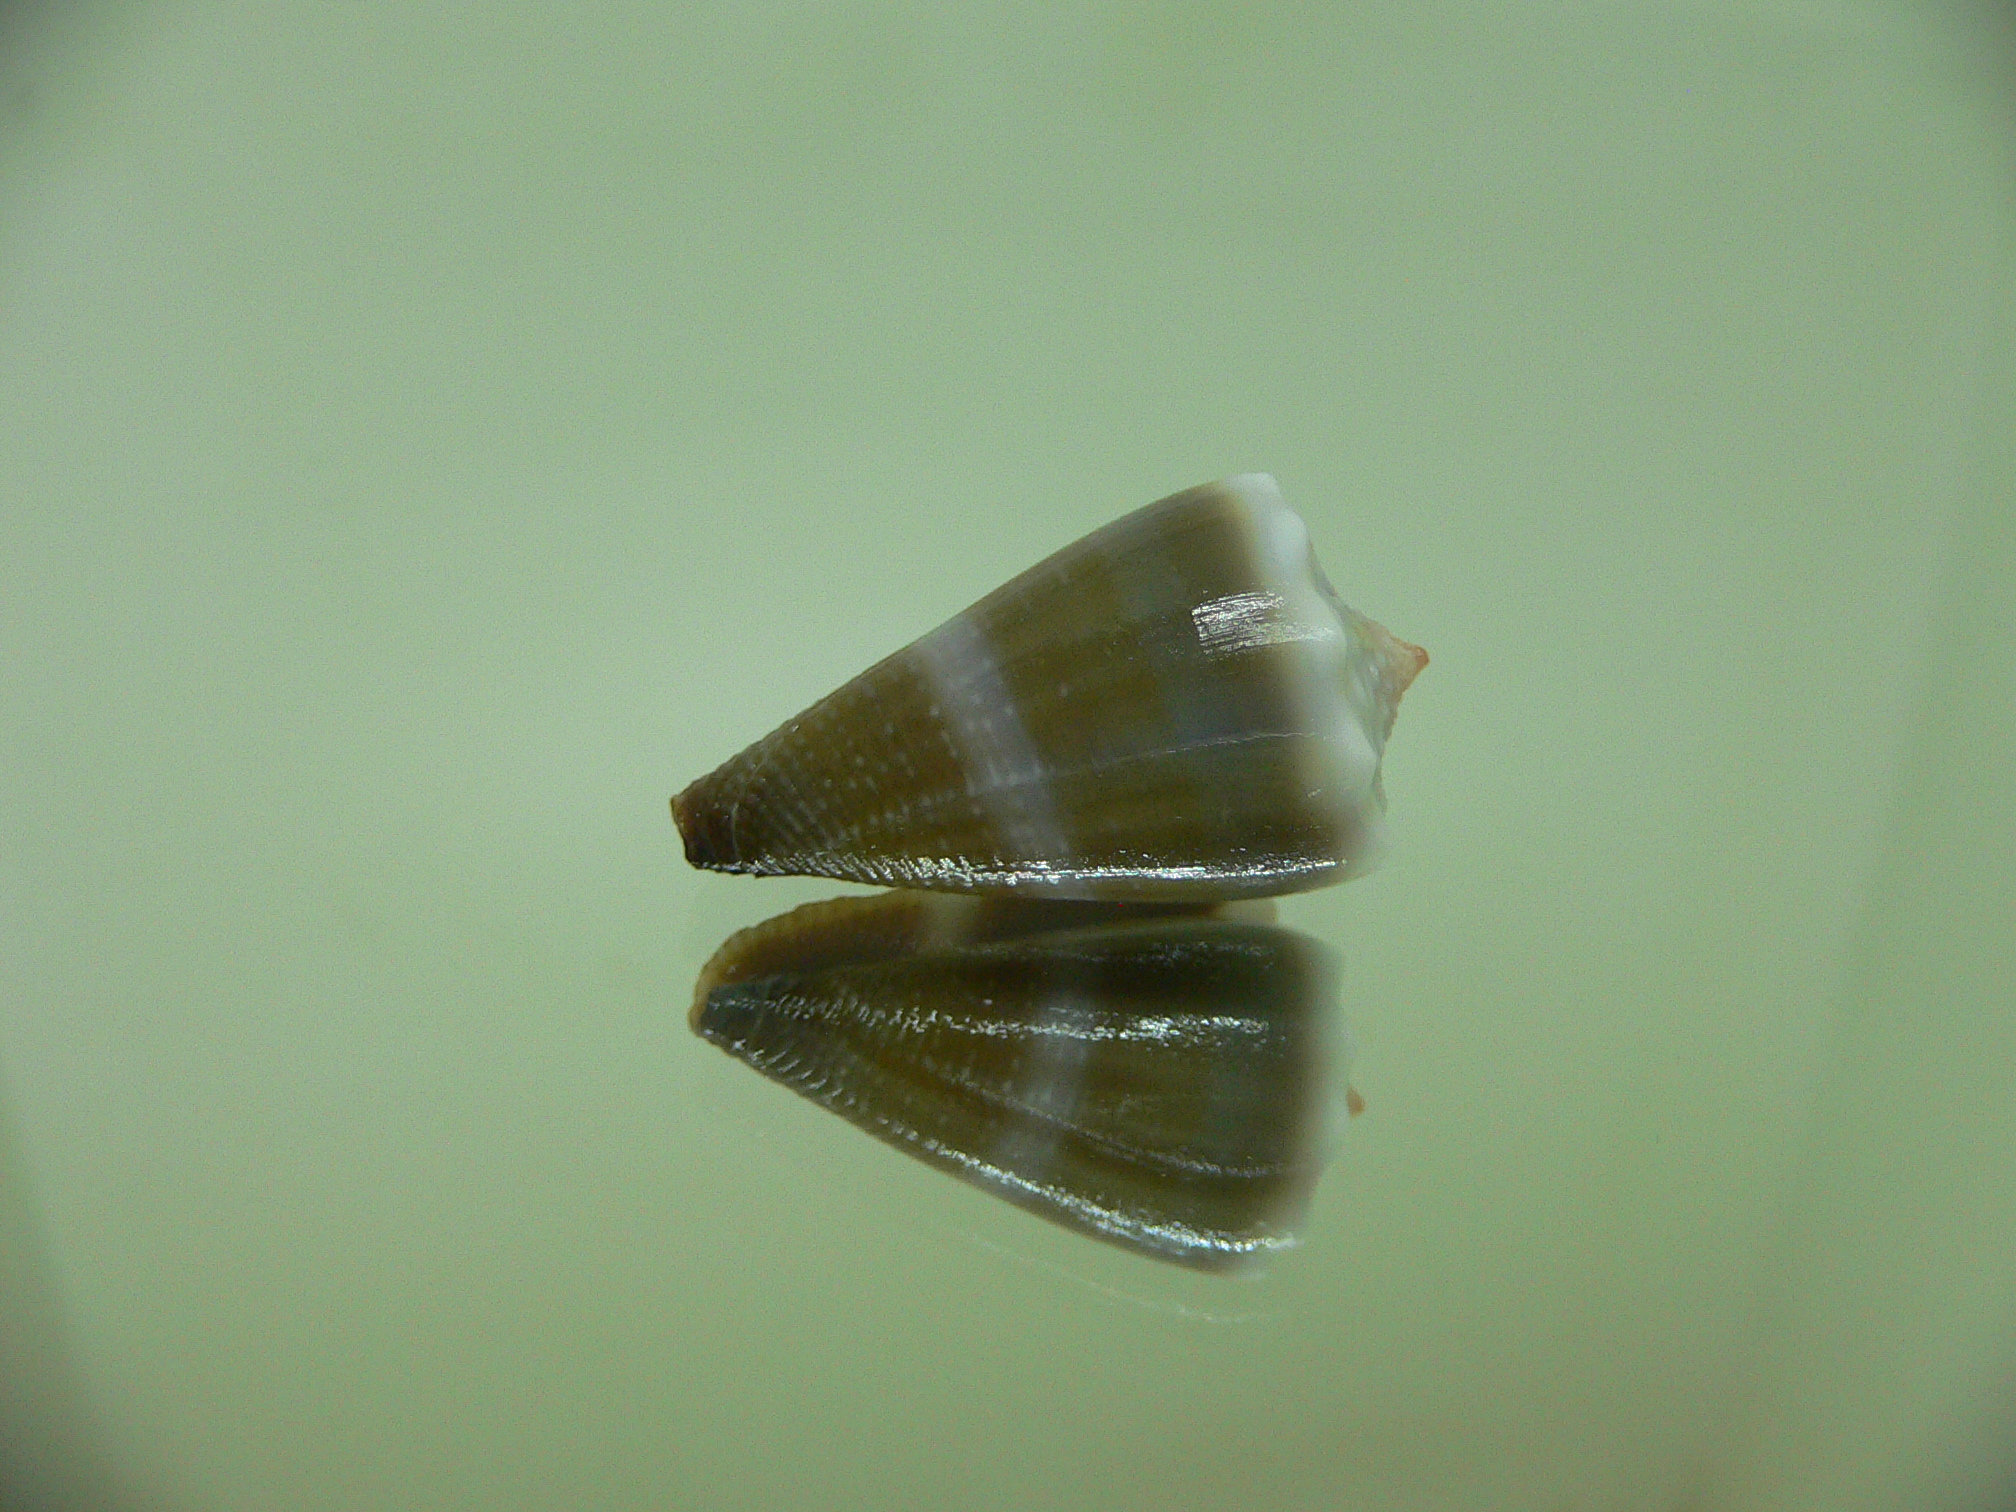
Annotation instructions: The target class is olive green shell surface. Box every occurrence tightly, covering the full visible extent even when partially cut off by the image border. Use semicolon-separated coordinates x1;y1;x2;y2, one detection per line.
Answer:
693;893;1343;1271
673;474;1425;902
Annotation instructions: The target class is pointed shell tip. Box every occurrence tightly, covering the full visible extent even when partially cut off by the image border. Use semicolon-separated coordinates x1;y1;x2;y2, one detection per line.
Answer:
1395;638;1429;696
1359;617;1428;701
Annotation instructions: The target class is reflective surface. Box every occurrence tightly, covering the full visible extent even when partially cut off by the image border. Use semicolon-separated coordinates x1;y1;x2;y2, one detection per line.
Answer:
691;894;1346;1270
2;5;2013;1511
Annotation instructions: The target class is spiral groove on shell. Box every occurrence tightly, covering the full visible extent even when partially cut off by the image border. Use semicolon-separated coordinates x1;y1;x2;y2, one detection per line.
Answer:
672;474;1425;901
678;476;1418;1265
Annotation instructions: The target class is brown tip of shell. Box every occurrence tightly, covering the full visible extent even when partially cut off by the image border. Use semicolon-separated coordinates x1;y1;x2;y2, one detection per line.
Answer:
1393;639;1429;697
1346;1085;1367;1118
1356;614;1427;704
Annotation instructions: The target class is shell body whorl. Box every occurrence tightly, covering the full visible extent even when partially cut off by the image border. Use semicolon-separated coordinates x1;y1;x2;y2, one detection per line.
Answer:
673;474;1424;901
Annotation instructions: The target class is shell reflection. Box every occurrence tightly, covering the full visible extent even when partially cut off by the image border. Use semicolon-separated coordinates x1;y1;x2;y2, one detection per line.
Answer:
673;474;1425;901
692;893;1346;1272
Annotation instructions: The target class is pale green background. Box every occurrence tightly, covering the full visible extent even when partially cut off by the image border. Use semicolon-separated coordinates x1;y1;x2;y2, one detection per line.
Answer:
3;4;2014;1510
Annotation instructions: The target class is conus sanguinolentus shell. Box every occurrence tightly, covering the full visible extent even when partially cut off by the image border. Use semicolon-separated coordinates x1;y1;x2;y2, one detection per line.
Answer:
673;474;1425;901
692;892;1345;1271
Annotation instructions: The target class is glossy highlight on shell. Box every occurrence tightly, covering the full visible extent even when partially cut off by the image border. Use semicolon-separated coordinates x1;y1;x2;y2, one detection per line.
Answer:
692;892;1346;1271
673;474;1425;901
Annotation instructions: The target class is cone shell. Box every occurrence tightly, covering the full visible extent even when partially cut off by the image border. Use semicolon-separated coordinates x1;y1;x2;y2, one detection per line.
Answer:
673;474;1425;901
692;892;1343;1271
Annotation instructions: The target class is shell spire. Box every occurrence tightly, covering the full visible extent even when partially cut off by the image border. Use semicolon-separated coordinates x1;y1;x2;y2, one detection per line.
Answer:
673;474;1424;901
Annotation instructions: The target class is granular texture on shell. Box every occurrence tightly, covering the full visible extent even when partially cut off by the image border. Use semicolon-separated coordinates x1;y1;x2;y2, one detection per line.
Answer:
673;474;1425;902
